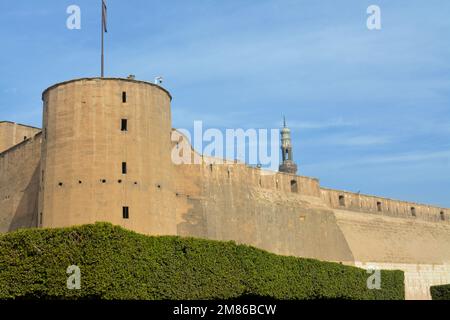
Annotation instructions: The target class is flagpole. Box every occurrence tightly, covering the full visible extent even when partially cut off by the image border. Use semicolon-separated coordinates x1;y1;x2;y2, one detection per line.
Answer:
101;0;104;78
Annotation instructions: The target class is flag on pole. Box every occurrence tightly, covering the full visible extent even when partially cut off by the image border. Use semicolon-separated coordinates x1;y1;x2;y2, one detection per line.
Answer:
102;0;107;33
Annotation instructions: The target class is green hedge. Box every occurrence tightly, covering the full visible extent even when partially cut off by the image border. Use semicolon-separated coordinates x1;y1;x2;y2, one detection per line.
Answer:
0;223;404;300
431;284;450;300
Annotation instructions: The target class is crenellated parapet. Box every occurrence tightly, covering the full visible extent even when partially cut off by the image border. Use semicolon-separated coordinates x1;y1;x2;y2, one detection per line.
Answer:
321;187;448;223
0;121;41;154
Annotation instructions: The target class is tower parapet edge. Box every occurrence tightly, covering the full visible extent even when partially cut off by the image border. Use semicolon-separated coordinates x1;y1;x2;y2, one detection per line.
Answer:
41;77;172;101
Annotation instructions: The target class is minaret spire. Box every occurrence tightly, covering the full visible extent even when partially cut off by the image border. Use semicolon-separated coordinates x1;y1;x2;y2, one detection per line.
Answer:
279;116;298;174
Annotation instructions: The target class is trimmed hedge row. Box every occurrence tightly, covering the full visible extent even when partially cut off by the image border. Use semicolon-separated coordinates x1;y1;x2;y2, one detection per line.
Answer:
430;285;450;300
0;223;404;300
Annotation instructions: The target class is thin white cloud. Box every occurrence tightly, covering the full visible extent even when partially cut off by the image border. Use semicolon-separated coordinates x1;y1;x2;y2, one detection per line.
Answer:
303;133;393;147
363;150;450;165
172;108;253;129
286;118;357;130
5;8;50;18
2;88;18;94
336;135;392;147
303;150;450;171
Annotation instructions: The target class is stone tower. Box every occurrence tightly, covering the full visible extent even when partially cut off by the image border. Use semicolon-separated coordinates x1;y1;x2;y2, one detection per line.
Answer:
38;78;177;236
279;117;298;174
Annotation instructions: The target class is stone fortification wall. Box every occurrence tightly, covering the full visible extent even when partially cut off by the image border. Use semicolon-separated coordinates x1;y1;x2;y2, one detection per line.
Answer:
0;133;41;232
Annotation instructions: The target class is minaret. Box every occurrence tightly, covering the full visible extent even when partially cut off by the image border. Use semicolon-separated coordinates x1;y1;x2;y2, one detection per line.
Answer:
279;117;298;174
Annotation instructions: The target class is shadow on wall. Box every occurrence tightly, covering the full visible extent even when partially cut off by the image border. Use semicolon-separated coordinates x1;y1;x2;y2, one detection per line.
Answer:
177;197;208;238
9;165;40;232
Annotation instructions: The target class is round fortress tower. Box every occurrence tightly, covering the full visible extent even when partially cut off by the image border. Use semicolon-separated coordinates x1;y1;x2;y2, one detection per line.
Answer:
38;78;177;235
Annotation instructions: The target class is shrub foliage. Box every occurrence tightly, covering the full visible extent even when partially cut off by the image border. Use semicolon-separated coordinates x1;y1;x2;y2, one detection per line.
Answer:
0;223;404;300
430;285;450;300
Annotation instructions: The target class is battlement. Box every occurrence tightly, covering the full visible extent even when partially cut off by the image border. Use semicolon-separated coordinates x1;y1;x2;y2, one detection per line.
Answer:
181;159;449;223
0;121;41;154
0;121;40;130
171;129;321;198
171;127;449;221
199;161;321;197
0;131;42;157
321;187;448;223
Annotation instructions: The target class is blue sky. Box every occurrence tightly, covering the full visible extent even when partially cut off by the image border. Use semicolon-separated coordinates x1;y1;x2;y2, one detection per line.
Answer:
0;1;449;207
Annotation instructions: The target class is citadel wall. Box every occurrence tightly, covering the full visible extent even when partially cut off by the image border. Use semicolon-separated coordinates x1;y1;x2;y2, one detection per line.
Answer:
170;132;450;299
0;121;41;153
172;161;450;299
173;160;355;262
0;78;449;299
0;133;41;232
